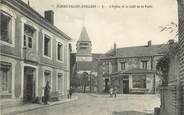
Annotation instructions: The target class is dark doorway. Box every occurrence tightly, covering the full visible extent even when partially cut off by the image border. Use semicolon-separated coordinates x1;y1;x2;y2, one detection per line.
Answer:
105;79;109;93
23;67;35;102
123;80;129;94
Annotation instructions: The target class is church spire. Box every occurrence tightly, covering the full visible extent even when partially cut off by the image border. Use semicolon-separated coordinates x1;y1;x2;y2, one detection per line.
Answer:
78;26;91;42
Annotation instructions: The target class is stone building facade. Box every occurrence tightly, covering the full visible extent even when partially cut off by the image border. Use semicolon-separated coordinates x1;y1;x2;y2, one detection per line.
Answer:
97;41;166;94
0;0;71;103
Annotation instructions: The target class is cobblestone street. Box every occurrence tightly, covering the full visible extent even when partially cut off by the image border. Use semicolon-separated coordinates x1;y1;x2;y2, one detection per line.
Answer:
16;93;160;115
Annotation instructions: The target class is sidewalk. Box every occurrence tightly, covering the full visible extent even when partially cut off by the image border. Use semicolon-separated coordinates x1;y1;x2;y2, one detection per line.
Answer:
1;96;78;115
88;93;160;98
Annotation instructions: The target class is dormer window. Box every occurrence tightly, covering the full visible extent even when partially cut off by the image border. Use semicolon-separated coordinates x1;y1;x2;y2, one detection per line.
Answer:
142;61;148;70
24;24;35;48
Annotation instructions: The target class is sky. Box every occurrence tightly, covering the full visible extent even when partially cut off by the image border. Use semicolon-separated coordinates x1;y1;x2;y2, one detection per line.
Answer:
22;0;178;53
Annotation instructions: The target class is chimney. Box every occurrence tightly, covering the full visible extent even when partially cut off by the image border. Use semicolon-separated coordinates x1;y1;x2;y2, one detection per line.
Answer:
147;40;152;47
28;0;30;6
44;10;54;25
168;39;174;45
114;42;117;56
114;42;117;50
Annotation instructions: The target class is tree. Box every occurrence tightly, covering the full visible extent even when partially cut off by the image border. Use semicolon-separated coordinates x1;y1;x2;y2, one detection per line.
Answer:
156;55;170;85
156;41;178;86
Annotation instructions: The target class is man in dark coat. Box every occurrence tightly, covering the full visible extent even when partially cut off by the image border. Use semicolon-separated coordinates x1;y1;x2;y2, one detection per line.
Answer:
113;87;118;98
68;87;73;99
44;81;51;104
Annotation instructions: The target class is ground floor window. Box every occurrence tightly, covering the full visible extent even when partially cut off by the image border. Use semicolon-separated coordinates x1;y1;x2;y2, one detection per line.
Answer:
58;73;63;93
0;63;11;93
132;75;146;88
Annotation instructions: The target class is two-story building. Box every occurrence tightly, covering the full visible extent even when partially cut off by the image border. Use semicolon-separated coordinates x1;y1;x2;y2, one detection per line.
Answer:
0;0;71;103
97;41;167;94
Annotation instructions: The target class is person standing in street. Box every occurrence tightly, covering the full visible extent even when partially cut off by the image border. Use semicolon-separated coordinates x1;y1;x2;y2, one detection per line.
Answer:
110;87;113;97
114;87;118;98
69;87;73;99
44;81;51;104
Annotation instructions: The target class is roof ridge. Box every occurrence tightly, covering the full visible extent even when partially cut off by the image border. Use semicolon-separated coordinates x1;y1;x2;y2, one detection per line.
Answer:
116;44;163;50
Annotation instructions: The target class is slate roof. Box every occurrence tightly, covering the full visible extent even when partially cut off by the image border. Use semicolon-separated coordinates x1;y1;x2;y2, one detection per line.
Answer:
116;45;166;57
78;26;91;42
103;44;169;59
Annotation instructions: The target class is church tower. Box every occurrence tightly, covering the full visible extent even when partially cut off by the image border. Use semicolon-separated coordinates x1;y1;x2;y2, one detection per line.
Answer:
76;26;92;62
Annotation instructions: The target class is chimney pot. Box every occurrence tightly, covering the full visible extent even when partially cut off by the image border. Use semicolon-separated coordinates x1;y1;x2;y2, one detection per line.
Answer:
44;10;54;25
168;39;174;45
148;40;152;47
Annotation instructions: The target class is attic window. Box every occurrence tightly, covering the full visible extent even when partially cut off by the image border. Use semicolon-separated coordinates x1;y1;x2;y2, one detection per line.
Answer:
0;12;12;43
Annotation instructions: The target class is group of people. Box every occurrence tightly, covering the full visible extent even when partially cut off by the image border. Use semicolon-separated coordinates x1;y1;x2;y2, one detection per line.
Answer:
109;87;118;98
42;81;73;105
43;82;118;104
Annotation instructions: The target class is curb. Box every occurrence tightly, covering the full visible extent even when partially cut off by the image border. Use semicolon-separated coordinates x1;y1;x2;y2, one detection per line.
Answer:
88;93;160;97
2;96;78;115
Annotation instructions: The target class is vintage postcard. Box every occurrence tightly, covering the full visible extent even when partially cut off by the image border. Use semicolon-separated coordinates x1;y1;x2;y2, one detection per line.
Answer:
0;0;183;115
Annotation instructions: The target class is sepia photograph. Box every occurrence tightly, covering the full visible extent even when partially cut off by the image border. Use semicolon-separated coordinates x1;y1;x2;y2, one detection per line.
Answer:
0;0;183;115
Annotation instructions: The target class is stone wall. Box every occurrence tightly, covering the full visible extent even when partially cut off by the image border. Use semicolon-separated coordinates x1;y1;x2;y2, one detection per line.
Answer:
178;1;184;115
160;85;177;115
